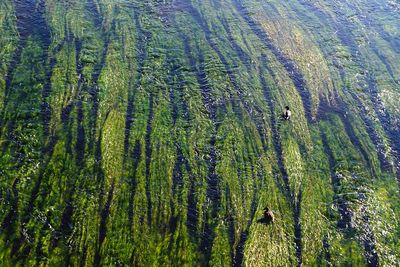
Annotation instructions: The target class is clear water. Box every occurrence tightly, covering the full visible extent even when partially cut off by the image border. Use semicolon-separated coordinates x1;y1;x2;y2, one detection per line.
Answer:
0;0;399;265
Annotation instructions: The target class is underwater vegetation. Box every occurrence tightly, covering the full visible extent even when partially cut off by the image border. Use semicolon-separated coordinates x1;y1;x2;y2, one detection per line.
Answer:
0;0;399;266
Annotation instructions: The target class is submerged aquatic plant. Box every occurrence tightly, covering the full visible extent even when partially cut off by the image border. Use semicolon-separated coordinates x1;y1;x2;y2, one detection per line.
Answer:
0;0;399;266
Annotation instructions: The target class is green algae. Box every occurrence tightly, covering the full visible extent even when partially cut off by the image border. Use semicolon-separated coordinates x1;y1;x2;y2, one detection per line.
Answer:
0;0;399;266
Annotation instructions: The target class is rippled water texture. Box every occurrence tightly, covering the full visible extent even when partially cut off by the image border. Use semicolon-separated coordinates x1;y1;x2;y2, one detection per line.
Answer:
0;0;399;266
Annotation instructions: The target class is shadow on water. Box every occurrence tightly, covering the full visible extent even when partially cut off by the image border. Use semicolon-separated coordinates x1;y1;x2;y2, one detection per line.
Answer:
176;0;267;144
1;0;52;138
301;0;400;181
128;140;141;228
173;17;223;263
53;104;87;252
341;115;374;172
10;152;56;257
160;37;195;239
331;53;392;174
171;146;185;204
319;110;379;266
168;143;193;251
86;0;102;29
199;130;220;262
3;0;48;103
218;16;252;73
1;178;20;235
335;0;400;55
3;4;81;254
293;191;303;266
94;182;115;267
174;13;223;256
144;94;154;225
259;55;291;195
256;217;273;225
232;192;261;266
85;9;110;154
366;74;400;181
3;0;399;265
75;100;86;166
232;148;261;266
259;55;302;266
320;128;353;230
232;0;313;123
322;234;332;266
165;57;181;126
174;30;201;239
124;9;149;159
342;92;392;173
360;199;379;267
168;149;184;232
